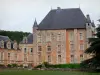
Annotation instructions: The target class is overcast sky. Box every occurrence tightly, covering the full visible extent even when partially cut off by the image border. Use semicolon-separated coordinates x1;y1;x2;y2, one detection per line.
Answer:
0;0;100;32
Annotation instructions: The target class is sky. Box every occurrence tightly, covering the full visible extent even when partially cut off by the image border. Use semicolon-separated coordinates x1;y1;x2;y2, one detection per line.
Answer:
0;0;100;32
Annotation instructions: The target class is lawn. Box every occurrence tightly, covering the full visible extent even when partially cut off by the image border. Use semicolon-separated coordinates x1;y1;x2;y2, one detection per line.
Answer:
0;70;100;75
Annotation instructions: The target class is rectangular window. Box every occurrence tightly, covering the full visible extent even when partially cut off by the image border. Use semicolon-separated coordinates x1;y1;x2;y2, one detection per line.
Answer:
38;46;42;51
24;48;27;53
38;54;42;63
57;33;61;41
15;53;17;60
48;55;51;62
1;42;4;48
80;44;84;50
8;53;10;57
70;44;74;51
37;34;42;43
46;33;51;42
80;55;83;62
31;48;33;53
70;32;74;40
79;32;83;40
58;45;61;53
47;46;51;51
71;55;74;63
58;55;61;63
1;52;4;62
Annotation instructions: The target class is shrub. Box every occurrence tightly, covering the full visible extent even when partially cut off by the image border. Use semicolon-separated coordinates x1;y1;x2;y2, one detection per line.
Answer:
35;63;81;69
12;64;18;67
7;64;12;68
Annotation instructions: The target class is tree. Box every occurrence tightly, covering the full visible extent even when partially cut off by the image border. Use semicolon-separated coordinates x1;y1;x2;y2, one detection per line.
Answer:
0;30;30;43
81;20;100;69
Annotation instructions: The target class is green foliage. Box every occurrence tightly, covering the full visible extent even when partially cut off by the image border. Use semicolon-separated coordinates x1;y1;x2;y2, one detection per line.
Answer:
12;64;18;67
0;30;30;43
35;63;80;69
7;64;12;68
81;26;100;69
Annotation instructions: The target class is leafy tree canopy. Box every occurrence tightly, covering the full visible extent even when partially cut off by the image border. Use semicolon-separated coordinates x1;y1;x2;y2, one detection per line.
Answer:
0;30;30;43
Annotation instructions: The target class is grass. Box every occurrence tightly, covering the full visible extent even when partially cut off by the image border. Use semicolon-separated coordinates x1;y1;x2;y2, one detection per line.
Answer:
0;70;100;75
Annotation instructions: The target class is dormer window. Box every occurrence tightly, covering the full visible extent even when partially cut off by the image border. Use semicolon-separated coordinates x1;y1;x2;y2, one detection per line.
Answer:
23;37;27;43
7;41;11;49
13;43;17;50
0;40;4;48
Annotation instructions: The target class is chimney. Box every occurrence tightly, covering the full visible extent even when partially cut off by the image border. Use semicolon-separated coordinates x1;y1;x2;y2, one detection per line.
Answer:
57;7;61;10
86;14;91;23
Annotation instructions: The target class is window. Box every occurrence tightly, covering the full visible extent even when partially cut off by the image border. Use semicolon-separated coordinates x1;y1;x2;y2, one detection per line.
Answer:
51;33;55;40
30;48;33;53
71;55;74;63
70;44;74;51
1;52;4;62
7;42;11;49
38;54;41;63
8;53;10;58
58;45;61;53
47;46;51;51
58;55;61;63
80;44;84;50
48;55;51;62
79;32;83;40
13;43;17;50
38;46;42;51
46;33;51;42
23;37;27;43
70;32;74;40
37;34;42;43
0;41;4;48
57;33;61;41
15;53;17;60
24;48;27;53
80;55;83;62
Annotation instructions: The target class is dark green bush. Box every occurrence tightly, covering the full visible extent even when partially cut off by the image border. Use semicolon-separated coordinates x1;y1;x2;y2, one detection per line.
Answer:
12;64;18;67
34;64;42;68
35;63;81;69
7;64;12;68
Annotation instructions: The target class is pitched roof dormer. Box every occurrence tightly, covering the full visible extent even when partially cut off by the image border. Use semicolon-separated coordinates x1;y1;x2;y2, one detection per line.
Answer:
0;40;4;48
7;40;11;49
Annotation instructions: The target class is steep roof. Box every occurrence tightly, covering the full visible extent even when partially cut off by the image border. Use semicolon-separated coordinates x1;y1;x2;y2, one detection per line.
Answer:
38;8;87;30
0;35;10;41
27;33;33;44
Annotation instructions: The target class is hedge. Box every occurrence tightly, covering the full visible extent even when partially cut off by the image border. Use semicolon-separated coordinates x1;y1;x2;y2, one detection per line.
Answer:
35;62;81;69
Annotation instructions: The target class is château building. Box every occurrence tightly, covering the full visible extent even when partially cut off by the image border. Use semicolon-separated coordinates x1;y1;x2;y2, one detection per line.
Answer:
0;7;96;67
33;7;95;66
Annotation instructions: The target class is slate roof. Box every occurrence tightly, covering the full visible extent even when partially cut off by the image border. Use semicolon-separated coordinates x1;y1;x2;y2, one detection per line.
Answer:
0;35;10;41
20;33;33;44
0;35;20;50
27;33;33;44
38;8;88;30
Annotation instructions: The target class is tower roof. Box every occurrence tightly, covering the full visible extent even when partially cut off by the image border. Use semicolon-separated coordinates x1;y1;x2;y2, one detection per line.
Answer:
33;18;38;28
38;8;88;30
